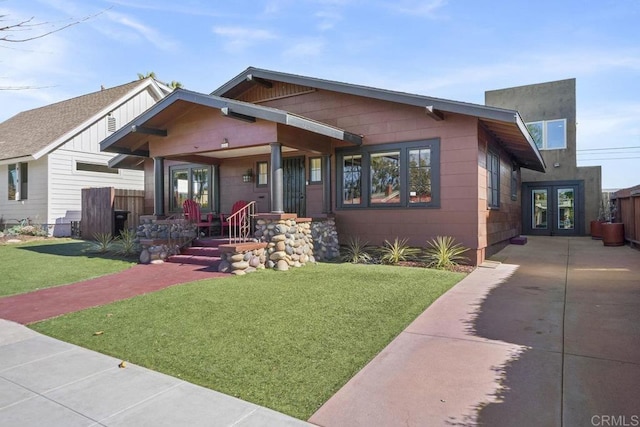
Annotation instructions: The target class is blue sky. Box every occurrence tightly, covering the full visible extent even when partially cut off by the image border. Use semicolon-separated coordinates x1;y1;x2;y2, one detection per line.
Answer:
1;0;638;189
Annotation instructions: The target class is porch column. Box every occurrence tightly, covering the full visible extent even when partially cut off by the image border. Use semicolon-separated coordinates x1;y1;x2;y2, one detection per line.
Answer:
322;154;331;214
270;142;284;213
153;156;165;217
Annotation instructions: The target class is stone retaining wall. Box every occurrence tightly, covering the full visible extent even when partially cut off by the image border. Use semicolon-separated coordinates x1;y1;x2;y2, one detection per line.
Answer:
136;216;197;264
310;217;340;261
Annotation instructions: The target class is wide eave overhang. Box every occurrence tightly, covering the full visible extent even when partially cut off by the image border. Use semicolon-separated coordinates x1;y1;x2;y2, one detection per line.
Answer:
100;89;362;168
213;67;546;173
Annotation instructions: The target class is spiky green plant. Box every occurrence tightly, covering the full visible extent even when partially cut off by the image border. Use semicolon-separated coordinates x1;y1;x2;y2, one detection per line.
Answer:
377;237;421;265
92;232;114;253
340;236;372;264
424;236;469;270
117;228;138;256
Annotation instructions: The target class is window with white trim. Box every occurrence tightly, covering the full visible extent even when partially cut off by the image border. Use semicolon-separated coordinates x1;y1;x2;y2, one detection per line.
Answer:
8;163;28;200
526;119;566;150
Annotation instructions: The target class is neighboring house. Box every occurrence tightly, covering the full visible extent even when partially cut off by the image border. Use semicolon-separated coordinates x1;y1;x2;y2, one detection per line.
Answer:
485;79;602;236
102;67;546;265
0;79;171;236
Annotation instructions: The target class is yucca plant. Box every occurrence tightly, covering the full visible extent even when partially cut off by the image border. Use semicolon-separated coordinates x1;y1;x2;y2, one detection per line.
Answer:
117;228;138;256
92;232;114;253
377;237;421;265
424;236;468;270
340;236;372;264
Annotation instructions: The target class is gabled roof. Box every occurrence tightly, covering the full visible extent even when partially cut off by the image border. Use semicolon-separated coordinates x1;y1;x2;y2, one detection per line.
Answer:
213;67;546;172
0;79;170;163
100;88;363;157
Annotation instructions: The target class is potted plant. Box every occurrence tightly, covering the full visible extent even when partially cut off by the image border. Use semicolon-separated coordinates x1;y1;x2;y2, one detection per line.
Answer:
602;222;625;246
591;197;608;239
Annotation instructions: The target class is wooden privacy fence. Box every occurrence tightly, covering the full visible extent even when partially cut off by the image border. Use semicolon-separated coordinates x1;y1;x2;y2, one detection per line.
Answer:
81;187;144;238
613;184;640;246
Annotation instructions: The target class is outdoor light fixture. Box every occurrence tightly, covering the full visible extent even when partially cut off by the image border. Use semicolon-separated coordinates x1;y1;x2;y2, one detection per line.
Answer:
221;138;229;148
242;168;253;183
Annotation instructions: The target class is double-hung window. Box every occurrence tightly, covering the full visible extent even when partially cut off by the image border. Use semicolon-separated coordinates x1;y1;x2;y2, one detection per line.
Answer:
527;119;566;150
337;139;440;209
8;163;28;200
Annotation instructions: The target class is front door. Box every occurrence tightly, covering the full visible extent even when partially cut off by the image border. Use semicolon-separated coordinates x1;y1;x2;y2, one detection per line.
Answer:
283;157;306;217
523;181;583;236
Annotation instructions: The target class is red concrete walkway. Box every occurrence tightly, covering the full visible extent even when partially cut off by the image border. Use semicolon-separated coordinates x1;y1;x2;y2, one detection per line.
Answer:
0;263;228;325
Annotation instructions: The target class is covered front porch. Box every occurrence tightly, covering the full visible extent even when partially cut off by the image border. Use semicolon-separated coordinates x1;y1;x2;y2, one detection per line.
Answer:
102;88;361;223
100;89;359;271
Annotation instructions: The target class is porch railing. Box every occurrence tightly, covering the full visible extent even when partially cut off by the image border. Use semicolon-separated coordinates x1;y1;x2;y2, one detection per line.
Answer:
227;201;256;243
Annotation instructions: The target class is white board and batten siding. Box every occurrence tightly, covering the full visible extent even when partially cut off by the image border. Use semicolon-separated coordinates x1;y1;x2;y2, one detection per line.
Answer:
47;89;156;236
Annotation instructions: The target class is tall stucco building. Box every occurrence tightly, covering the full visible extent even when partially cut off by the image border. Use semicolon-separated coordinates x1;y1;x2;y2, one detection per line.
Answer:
486;79;601;236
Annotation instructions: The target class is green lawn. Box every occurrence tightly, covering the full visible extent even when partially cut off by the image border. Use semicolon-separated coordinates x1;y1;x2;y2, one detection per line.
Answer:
31;263;465;420
0;239;136;297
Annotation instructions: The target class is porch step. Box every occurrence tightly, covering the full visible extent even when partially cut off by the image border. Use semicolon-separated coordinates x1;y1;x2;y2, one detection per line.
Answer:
182;246;221;257
167;236;223;268
167;254;222;267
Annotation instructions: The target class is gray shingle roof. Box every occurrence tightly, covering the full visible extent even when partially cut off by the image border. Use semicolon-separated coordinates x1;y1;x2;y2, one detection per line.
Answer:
0;80;150;161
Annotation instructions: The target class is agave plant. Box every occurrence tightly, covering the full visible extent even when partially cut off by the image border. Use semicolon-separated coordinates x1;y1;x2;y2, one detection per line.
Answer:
117;228;138;256
92;232;114;253
340;236;372;264
424;236;468;270
377;237;421;265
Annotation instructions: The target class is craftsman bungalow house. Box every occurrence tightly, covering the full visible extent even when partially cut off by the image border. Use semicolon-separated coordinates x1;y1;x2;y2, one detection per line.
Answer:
101;68;545;265
0;78;171;236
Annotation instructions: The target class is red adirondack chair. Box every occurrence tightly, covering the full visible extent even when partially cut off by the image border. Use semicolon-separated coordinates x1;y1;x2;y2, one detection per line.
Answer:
183;199;214;236
220;200;248;235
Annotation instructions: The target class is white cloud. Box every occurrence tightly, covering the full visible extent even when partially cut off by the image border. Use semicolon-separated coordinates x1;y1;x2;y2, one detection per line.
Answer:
103;10;180;51
283;38;325;57
315;10;343;30
213;26;278;51
389;0;449;18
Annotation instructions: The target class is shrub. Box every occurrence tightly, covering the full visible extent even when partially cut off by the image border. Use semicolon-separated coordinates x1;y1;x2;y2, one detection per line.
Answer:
340;236;372;264
92;232;115;253
117;228;138;256
377;238;421;265
424;236;468;270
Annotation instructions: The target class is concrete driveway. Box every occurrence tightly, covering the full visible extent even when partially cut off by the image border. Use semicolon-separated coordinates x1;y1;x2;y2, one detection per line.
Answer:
310;237;640;426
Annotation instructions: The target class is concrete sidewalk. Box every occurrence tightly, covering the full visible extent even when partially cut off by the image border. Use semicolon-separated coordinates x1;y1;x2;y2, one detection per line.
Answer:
310;237;640;426
0;319;310;426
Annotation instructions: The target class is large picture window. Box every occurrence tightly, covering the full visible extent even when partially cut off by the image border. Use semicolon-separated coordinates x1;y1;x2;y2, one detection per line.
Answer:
338;139;439;209
526;119;566;150
8;163;28;201
170;165;213;212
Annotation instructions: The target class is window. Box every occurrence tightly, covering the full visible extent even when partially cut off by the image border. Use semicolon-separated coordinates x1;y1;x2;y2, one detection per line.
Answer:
510;166;518;201
170;165;212;212
256;161;268;187
526;119;566;150
309;157;322;184
76;162;119;174
338;139;439;209
487;151;500;208
370;151;400;205
409;148;432;204
342;154;362;205
8;163;28;200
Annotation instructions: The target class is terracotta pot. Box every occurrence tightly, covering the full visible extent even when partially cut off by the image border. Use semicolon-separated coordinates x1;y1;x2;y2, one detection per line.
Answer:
601;222;625;246
590;220;604;240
